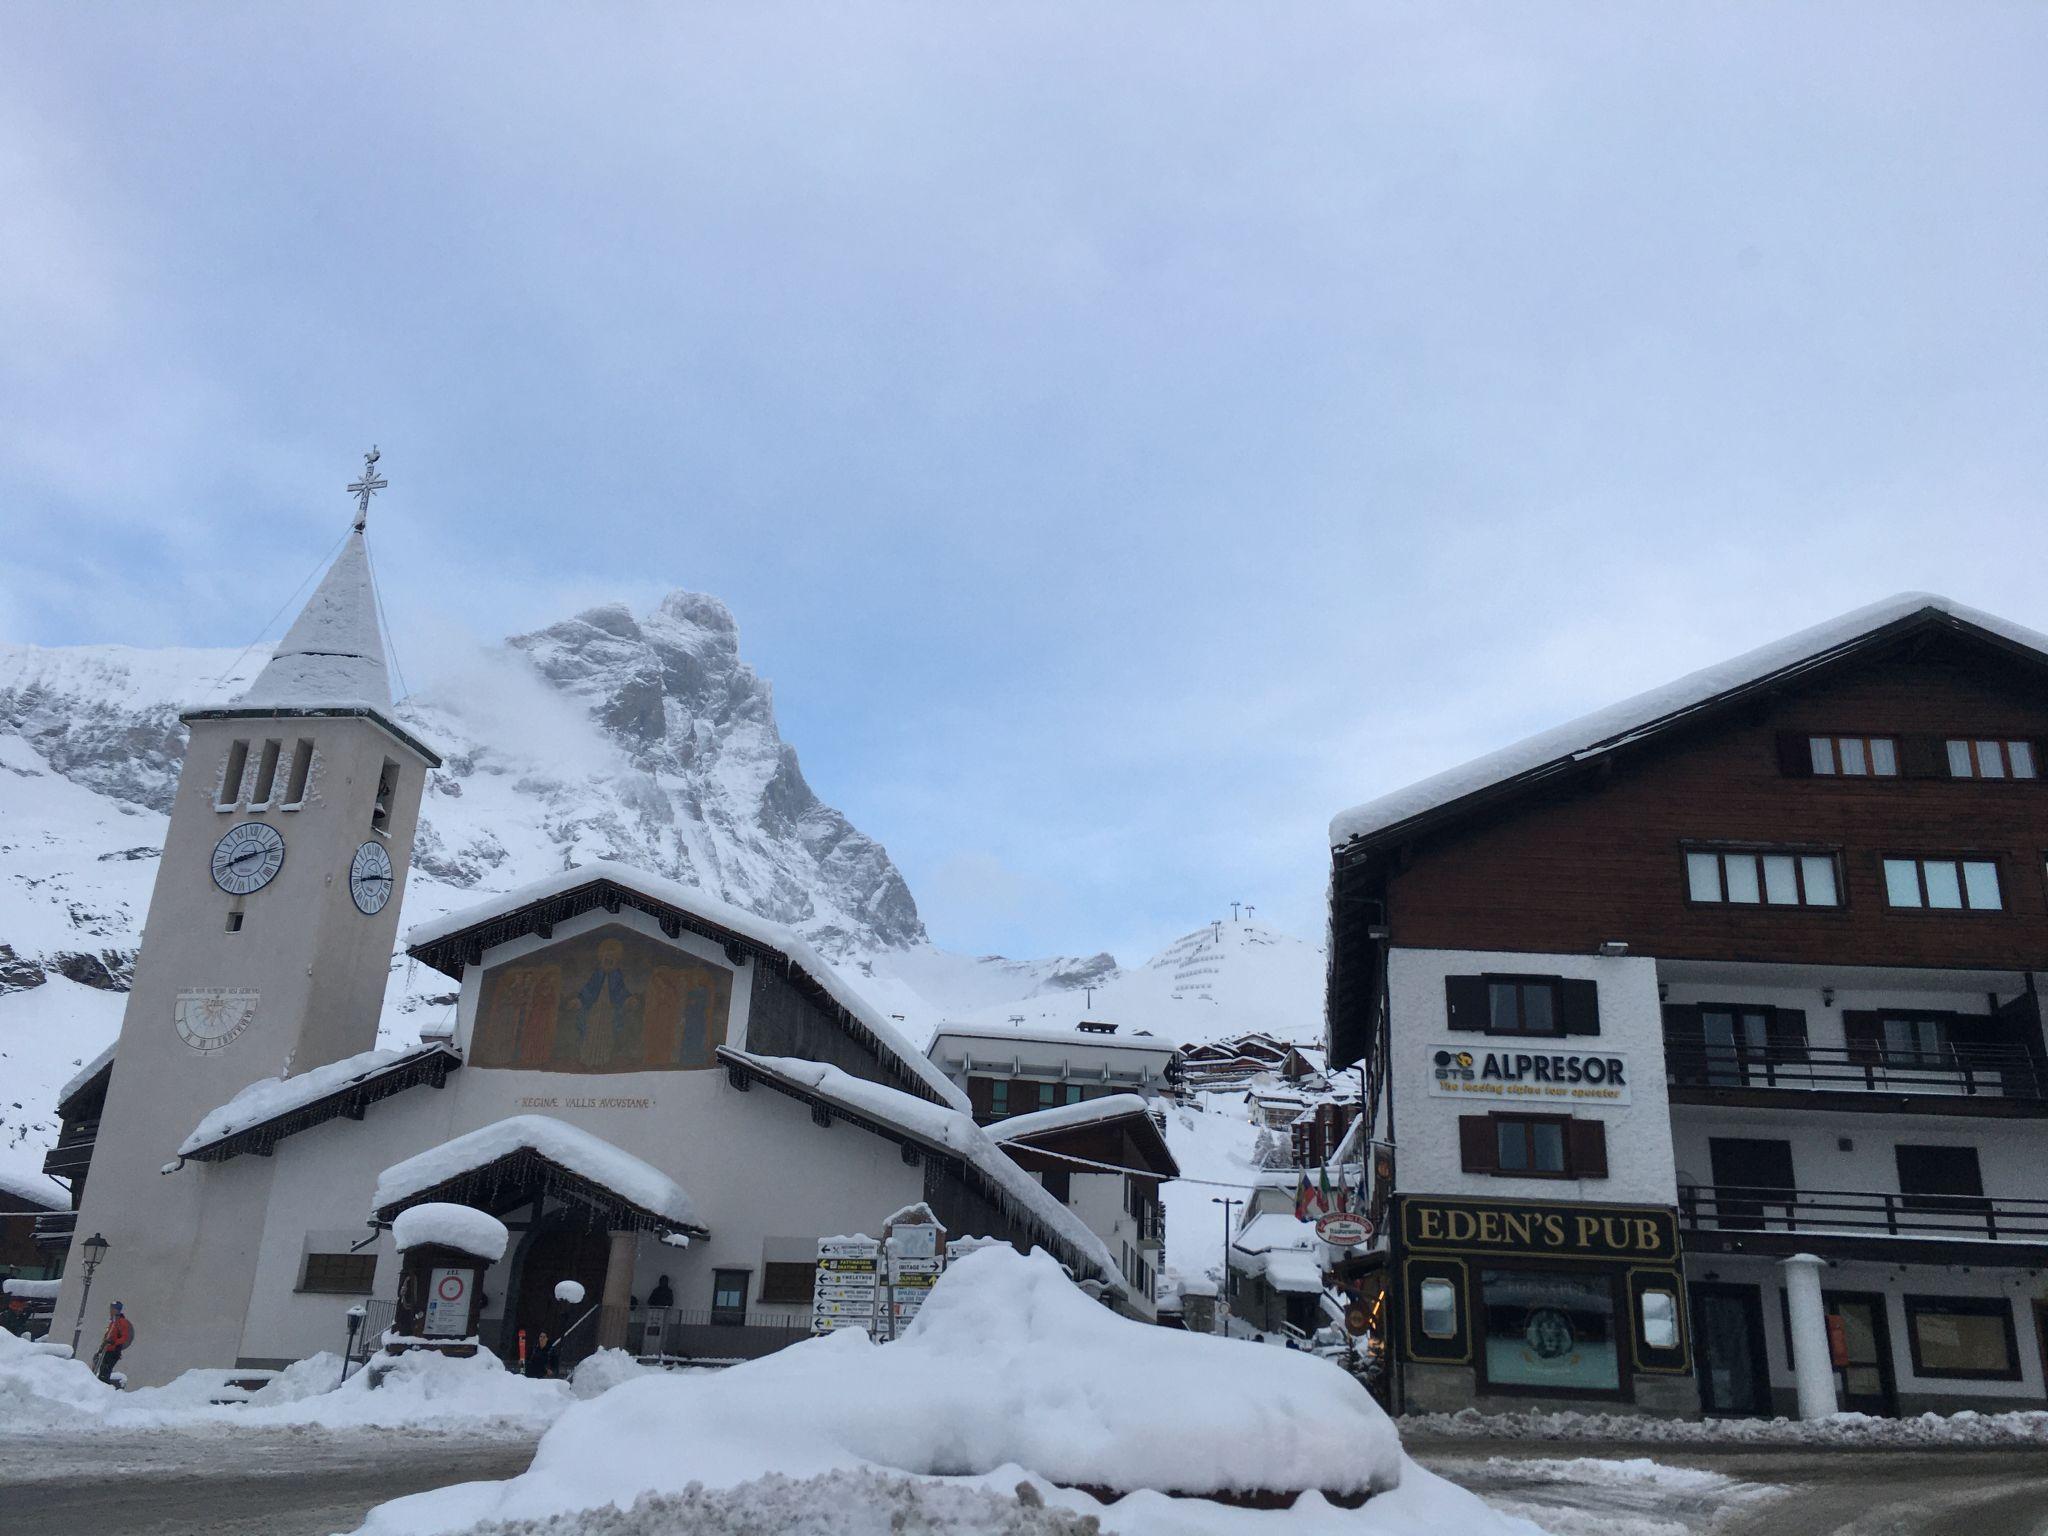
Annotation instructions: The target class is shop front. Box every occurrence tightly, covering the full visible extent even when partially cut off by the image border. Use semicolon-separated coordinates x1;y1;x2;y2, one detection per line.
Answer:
1393;1194;1699;1416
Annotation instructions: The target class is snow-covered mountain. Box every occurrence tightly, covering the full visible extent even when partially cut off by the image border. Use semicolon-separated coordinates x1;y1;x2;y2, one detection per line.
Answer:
0;590;1326;1193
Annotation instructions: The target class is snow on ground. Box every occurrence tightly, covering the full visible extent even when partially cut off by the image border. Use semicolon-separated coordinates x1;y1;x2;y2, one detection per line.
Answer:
1159;1092;1287;1290
1409;1406;2048;1447
349;1246;1536;1536
0;1326;570;1436
1425;1456;1782;1536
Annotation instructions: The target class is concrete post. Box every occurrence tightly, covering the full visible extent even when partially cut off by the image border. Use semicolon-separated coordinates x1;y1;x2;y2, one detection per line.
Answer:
1781;1253;1838;1419
598;1230;637;1351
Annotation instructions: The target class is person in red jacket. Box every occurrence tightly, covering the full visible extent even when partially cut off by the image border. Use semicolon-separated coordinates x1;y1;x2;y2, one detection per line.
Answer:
94;1302;133;1385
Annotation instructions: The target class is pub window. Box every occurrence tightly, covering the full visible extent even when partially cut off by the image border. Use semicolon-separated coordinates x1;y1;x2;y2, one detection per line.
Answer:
759;1262;814;1304
1903;1295;2020;1380
1685;847;1840;908
1479;1268;1621;1393
1418;1278;1458;1339
1945;738;2040;780
710;1269;750;1324
1808;735;1900;777
299;1251;375;1294
218;739;250;808
1881;856;2003;912
1641;1288;1679;1350
282;738;314;806
371;758;399;834
250;739;282;805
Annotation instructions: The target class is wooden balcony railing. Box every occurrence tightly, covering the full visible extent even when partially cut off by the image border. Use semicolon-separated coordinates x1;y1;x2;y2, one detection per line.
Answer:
32;1211;76;1246
1665;1035;2048;1102
1679;1183;2048;1243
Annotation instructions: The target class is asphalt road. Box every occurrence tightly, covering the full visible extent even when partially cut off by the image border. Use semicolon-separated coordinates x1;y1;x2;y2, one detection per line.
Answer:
1414;1436;2048;1536
0;1432;537;1536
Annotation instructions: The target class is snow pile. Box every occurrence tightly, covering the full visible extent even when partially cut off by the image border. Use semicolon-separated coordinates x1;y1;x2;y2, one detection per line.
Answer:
374;1116;694;1229
352;1247;1537;1536
0;1325;114;1428
1409;1406;2048;1447
395;1203;510;1261
2;1278;62;1300
568;1349;665;1401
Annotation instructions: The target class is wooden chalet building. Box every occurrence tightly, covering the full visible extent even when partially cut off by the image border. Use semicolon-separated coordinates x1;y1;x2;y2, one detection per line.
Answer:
1328;595;2048;1418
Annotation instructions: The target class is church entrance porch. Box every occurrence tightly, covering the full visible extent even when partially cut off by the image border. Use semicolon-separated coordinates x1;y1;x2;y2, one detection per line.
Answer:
508;1221;610;1375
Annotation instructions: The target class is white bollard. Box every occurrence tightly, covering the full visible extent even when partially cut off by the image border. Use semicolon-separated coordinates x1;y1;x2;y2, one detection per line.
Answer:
1781;1253;1838;1420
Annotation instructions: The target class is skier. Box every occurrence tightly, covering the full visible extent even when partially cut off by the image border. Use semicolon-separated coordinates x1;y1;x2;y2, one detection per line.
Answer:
93;1302;134;1385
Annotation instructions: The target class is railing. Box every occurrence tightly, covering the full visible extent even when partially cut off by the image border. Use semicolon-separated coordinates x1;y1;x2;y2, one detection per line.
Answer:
43;1123;97;1177
1665;1035;2048;1102
32;1211;76;1246
1680;1183;2048;1242
343;1298;397;1375
632;1305;812;1363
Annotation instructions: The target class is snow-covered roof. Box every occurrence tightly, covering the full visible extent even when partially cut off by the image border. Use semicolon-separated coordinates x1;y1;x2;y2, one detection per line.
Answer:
1229;1212;1325;1294
926;1021;1179;1055
3;1277;63;1300
403;860;966;1113
986;1093;1156;1144
238;532;391;711
0;1168;66;1212
373;1114;697;1230
393;1202;510;1262
718;1049;1124;1292
55;1044;117;1117
1331;593;2048;849
178;1044;460;1158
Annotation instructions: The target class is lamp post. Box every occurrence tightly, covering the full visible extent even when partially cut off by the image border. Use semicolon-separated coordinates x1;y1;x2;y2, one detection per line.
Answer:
1210;1197;1242;1336
339;1302;367;1387
69;1232;109;1357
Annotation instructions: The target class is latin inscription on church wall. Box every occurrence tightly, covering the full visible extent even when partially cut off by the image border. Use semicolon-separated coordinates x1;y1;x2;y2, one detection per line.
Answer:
516;1095;656;1110
473;924;731;1074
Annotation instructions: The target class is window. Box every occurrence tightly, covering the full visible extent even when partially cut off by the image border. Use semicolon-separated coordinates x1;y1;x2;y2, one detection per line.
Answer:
1695;1005;1806;1085
1479;1268;1621;1392
1640;1289;1679;1350
1945;739;2040;780
371;758;399;833
283;738;314;806
1490;978;1557;1036
1040;1167;1071;1202
250;739;282;805
710;1269;749;1324
218;739;250;807
1882;1014;1951;1067
1418;1278;1458;1339
759;1262;813;1304
989;1080;1010;1119
1809;735;1899;777
1447;975;1598;1035
1904;1296;2020;1380
1686;848;1840;907
1460;1114;1607;1179
1062;1084;1085;1106
1035;1081;1059;1110
299;1252;375;1294
1882;856;2003;911
224;912;245;933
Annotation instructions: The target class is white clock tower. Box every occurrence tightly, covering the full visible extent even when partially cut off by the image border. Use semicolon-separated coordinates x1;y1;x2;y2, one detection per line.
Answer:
55;460;440;1382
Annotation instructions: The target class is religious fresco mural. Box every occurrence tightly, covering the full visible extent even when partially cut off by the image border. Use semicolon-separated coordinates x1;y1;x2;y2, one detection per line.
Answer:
472;924;733;1073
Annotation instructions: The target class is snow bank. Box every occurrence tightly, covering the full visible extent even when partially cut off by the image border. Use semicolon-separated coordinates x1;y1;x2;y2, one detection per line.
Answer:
351;1247;1534;1536
1408;1405;2048;1447
374;1116;694;1229
0;1325;113;1429
180;1044;455;1156
395;1203;510;1261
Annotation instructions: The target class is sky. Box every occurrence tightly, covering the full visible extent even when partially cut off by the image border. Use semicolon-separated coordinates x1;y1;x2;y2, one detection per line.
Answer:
3;5;2045;967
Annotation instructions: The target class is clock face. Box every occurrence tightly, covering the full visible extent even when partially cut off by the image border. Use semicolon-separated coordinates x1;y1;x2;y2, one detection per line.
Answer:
211;822;285;895
350;839;395;915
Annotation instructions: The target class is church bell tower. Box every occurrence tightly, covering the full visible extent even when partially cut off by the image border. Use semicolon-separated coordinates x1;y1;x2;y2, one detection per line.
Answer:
55;454;441;1382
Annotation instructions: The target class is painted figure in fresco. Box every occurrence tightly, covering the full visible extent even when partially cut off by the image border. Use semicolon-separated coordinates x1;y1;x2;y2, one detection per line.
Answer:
475;925;731;1073
558;936;645;1068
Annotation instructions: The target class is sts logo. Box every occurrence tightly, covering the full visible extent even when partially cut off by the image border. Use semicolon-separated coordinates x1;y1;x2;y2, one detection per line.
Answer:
1433;1048;1477;1086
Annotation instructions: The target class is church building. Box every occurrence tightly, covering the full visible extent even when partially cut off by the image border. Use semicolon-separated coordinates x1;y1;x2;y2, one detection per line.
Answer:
46;494;1119;1385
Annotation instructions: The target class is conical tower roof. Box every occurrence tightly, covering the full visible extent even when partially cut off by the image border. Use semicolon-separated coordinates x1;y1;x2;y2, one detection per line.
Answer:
239;531;391;709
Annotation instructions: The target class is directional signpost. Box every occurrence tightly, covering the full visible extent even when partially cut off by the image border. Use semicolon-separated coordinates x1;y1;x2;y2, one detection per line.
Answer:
812;1237;882;1337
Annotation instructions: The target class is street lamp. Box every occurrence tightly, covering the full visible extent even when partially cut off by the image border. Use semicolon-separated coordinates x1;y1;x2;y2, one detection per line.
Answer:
69;1232;109;1357
1211;1197;1242;1337
339;1302;367;1387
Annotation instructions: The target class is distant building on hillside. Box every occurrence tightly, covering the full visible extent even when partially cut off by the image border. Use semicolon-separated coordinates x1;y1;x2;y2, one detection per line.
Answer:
1175;1031;1325;1093
924;1021;1179;1124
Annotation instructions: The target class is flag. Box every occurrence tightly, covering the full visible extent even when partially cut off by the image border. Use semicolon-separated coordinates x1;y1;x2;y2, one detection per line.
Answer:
1294;1172;1315;1221
1318;1163;1335;1217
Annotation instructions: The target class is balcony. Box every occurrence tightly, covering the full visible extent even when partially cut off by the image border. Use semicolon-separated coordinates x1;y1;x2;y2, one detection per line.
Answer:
42;1120;98;1177
1665;1035;2048;1116
32;1210;76;1248
1680;1183;2048;1262
1135;1208;1166;1252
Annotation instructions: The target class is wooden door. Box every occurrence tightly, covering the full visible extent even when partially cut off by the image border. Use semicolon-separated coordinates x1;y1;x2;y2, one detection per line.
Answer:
1691;1283;1771;1417
514;1226;610;1371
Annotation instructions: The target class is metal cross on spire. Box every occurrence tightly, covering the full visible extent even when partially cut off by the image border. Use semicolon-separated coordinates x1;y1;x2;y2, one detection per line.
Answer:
346;447;388;532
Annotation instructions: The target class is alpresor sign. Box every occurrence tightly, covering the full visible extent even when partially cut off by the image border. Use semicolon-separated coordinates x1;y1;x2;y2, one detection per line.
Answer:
1427;1043;1631;1105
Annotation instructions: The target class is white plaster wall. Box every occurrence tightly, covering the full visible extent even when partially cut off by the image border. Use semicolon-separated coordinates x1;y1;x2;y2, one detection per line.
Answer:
1387;948;1676;1206
1063;1168;1156;1318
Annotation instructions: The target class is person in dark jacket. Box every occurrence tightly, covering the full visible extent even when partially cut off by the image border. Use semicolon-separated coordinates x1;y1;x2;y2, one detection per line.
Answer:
95;1302;134;1384
647;1275;675;1309
525;1330;559;1379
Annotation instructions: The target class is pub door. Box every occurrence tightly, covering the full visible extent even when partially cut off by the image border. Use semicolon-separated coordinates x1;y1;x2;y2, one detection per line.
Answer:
513;1226;611;1374
1690;1283;1771;1417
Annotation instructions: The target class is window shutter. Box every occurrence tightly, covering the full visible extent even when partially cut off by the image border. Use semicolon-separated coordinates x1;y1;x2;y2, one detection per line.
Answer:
1567;1119;1609;1179
1459;1115;1496;1174
1445;975;1488;1032
1560;979;1601;1036
1767;1008;1809;1063
1841;1009;1882;1065
1776;732;1814;777
1899;735;1949;779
